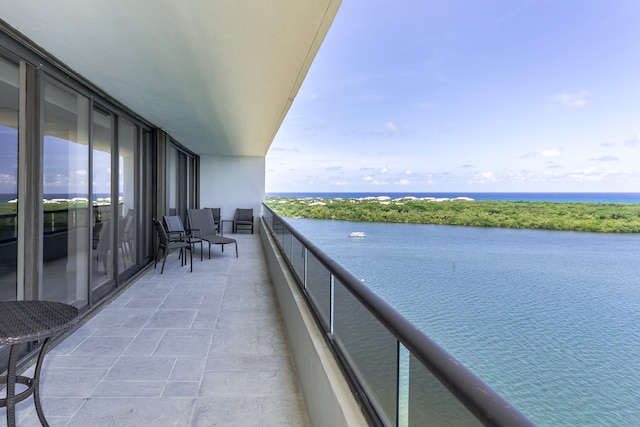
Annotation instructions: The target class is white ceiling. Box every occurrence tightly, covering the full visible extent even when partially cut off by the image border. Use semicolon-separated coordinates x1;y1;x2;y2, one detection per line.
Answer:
0;0;341;157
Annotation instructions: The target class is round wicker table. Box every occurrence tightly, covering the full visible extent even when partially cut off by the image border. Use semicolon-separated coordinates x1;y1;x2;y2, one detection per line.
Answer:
0;301;79;427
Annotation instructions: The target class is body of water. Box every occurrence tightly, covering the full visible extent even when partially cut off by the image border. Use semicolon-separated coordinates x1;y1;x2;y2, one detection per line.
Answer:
285;214;640;426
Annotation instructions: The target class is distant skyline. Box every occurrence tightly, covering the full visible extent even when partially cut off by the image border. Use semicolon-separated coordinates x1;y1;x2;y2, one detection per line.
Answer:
266;1;640;193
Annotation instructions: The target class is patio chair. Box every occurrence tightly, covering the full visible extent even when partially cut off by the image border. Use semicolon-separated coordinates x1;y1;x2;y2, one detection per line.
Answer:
205;207;221;234
187;209;238;258
163;215;204;261
233;208;254;234
153;217;192;273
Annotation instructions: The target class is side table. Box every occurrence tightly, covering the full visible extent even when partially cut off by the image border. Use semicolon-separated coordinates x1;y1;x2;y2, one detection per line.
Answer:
0;301;79;427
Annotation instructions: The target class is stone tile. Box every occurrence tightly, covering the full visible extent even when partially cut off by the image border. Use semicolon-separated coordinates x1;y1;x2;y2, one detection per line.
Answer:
206;355;258;372
258;355;297;372
92;380;166;397
199;370;298;397
40;367;108;397
70;336;133;356
104;356;175;381
209;327;258;356
154;332;212;357
14;233;309;426
261;396;311;427
145;309;197;328
160;294;205;309
44;355;119;369
191;397;261;427
122;328;165;356
163;381;201;397
65;397;195;427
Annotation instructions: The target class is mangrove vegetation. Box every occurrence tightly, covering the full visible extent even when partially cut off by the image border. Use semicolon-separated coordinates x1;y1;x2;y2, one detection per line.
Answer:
265;196;640;233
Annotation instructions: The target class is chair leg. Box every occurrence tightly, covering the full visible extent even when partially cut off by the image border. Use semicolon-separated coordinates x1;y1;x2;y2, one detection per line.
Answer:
154;246;163;269
235;242;238;257
160;248;169;274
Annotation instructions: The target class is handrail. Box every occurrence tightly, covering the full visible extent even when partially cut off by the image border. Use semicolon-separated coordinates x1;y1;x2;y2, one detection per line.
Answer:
262;203;537;427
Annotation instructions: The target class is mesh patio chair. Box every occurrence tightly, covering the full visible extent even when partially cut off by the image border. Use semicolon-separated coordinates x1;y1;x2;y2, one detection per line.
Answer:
187;209;238;258
153;217;192;273
163;215;204;261
233;208;254;234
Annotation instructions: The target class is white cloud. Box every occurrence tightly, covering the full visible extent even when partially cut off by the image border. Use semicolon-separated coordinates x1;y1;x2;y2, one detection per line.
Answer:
540;148;562;157
468;171;498;184
394;179;410;185
0;173;17;186
550;90;590;108
520;148;562;159
589;156;619;162
624;133;640;147
385;121;401;136
569;167;630;182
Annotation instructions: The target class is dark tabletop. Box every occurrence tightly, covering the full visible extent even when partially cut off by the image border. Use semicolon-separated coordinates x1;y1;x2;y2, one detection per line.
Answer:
0;301;79;345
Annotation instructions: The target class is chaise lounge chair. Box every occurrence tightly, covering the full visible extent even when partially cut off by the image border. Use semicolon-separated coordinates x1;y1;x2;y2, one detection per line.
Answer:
187;209;238;258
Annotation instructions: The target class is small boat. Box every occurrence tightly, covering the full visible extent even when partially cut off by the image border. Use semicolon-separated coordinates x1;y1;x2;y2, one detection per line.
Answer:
349;231;366;238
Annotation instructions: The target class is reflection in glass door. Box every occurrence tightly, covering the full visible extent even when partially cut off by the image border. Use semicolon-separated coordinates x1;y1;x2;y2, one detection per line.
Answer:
91;106;114;295
0;57;19;301
42;78;90;306
117;118;137;275
168;143;197;224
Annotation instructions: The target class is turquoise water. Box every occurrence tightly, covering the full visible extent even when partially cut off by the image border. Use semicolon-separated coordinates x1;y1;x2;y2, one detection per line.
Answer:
287;218;640;426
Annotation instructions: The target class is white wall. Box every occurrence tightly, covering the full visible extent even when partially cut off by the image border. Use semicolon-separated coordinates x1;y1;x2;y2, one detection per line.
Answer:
199;155;265;228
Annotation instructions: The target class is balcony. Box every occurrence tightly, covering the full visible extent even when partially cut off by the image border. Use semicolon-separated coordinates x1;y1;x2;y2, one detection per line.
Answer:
4;232;315;426
3;210;536;426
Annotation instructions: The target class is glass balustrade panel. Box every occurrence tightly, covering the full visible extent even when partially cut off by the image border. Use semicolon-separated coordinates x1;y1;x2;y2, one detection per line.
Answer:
334;279;398;426
305;252;331;329
408;354;482;426
290;236;305;285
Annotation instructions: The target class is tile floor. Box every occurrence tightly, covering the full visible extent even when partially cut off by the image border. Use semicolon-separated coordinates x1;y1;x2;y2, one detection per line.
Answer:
2;232;310;426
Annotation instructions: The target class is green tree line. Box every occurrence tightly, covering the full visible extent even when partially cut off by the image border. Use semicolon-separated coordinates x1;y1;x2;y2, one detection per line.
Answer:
266;196;640;233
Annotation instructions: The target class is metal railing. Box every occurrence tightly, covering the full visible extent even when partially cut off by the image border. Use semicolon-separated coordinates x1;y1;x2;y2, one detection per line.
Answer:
262;203;537;427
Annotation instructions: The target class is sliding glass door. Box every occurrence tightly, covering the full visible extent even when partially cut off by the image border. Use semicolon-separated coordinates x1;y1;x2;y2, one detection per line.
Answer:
42;78;90;306
0;56;18;301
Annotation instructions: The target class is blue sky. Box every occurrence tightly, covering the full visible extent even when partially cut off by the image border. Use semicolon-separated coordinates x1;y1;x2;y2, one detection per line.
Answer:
266;1;640;193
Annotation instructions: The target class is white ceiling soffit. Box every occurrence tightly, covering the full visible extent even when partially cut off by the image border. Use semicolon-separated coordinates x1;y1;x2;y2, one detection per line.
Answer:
0;0;341;157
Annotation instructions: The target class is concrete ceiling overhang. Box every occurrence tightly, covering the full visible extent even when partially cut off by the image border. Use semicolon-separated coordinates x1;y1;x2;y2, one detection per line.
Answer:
0;0;341;157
